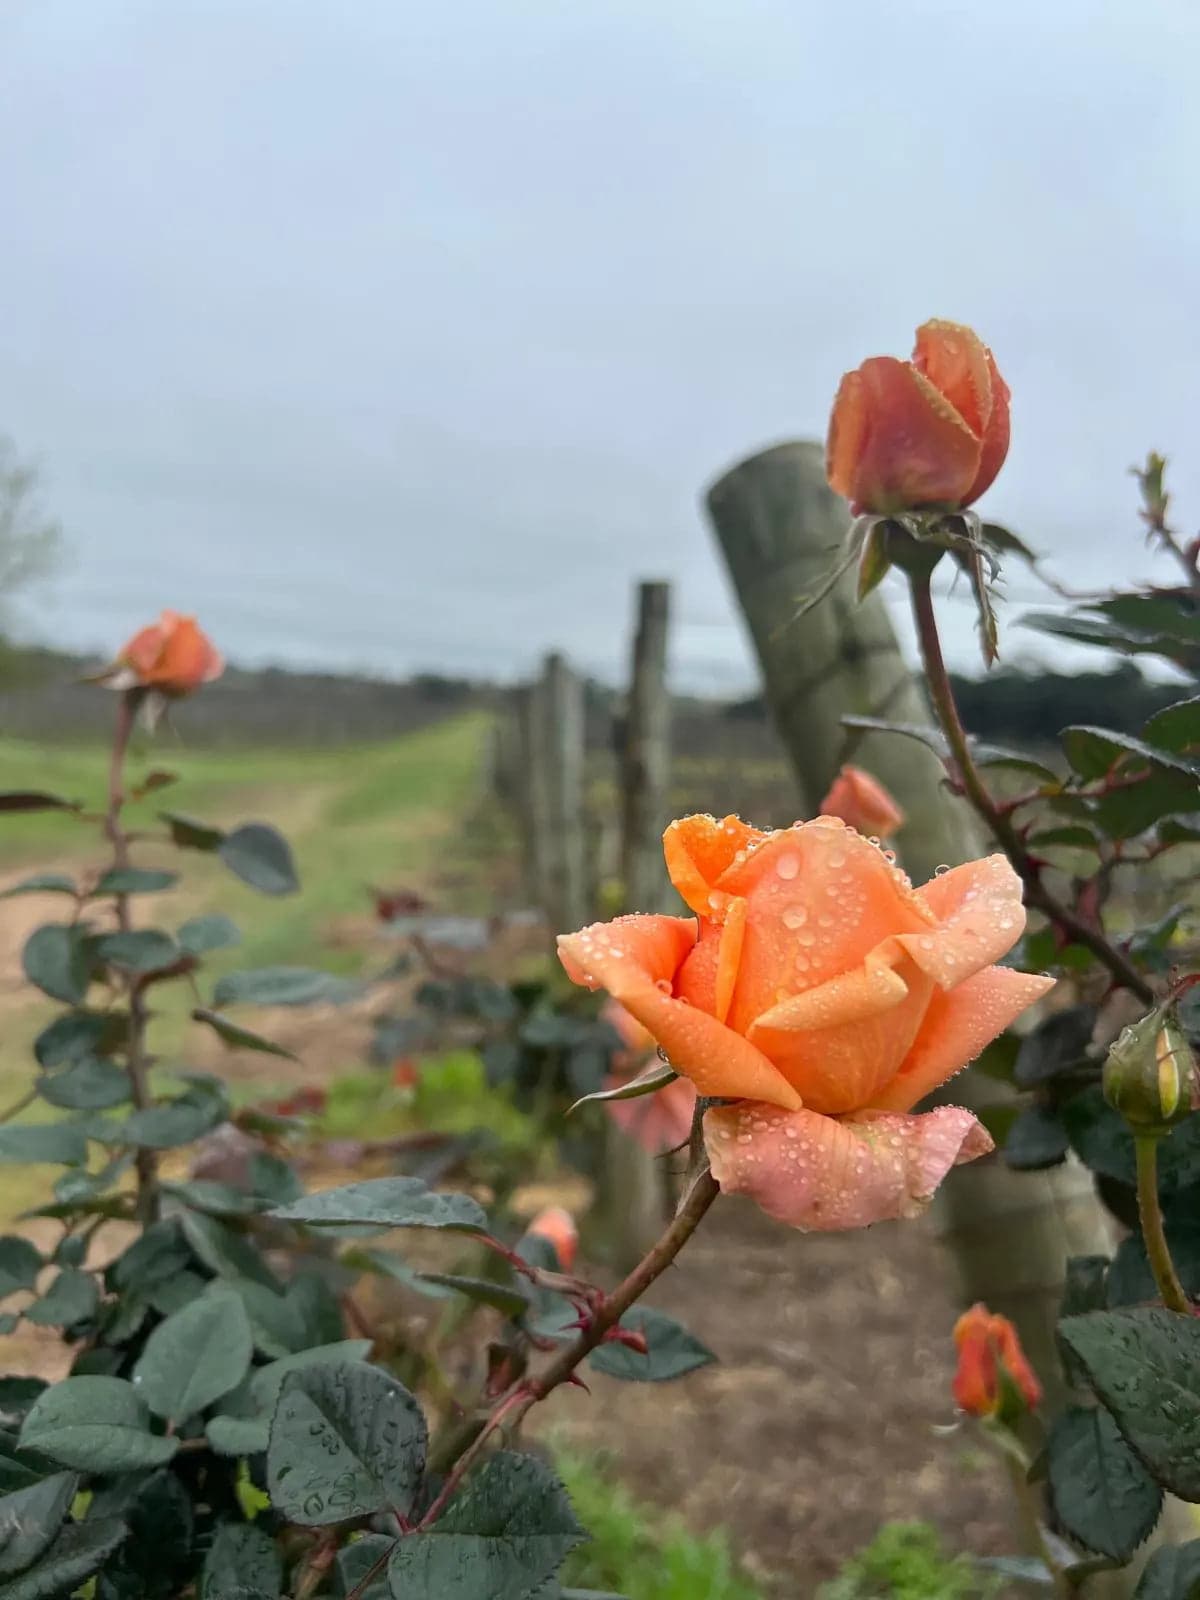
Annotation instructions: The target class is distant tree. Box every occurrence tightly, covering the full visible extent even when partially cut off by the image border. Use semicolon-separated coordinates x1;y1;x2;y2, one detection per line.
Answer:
0;434;62;621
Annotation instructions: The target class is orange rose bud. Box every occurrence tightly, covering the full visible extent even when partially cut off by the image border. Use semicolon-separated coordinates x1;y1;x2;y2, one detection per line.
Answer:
526;1206;578;1272
827;319;1010;515
115;610;224;696
952;1302;1041;1420
820;765;905;839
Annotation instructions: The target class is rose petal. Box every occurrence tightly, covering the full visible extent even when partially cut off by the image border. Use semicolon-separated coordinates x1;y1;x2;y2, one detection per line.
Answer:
866;964;1056;1112
663;814;764;916
826;368;871;503
748;948;934;1112
964;349;1010;506
913;319;994;439
557;914;801;1110
837;356;983;513
704;1102;992;1231
900;855;1027;988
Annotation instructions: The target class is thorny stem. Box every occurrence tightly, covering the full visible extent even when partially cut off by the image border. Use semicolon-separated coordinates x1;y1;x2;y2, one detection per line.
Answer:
105;690;159;1223
344;1168;721;1600
908;575;1154;1005
1134;1134;1190;1314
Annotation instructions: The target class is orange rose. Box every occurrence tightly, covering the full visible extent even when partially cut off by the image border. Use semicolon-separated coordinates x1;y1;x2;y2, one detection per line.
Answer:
601;999;697;1156
113;610;224;696
820;766;905;839
952;1302;1042;1418
827;319;1010;515
558;814;1052;1231
525;1205;578;1272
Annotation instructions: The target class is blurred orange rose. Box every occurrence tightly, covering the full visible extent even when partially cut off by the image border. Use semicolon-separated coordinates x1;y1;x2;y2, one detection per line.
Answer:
827;319;1010;515
601;1000;697;1156
114;610;224;696
952;1302;1042;1418
820;765;904;839
559;814;1052;1231
525;1205;578;1272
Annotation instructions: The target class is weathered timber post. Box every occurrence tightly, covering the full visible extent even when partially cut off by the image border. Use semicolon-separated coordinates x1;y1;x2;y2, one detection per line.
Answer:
513;682;553;912
619;580;673;914
704;440;1112;1394
540;652;588;937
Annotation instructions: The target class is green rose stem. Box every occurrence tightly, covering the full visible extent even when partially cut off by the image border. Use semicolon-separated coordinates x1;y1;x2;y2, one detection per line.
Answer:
105;688;159;1222
907;571;1153;1005
343;1167;721;1600
1134;1133;1189;1313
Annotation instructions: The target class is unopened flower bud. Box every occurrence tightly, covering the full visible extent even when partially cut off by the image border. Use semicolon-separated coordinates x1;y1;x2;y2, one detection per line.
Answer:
952;1302;1041;1423
1103;1005;1196;1133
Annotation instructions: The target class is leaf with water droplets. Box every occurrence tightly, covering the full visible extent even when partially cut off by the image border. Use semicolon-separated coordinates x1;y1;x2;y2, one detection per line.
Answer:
1047;1405;1162;1559
1059;1308;1200;1499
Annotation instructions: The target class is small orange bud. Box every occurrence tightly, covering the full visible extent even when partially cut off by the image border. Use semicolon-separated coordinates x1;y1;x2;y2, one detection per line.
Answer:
391;1057;420;1091
827;320;1010;515
107;611;224;697
526;1206;578;1272
819;765;905;839
952;1302;1041;1420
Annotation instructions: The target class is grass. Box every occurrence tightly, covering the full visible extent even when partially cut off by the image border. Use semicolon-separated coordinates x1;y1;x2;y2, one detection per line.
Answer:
556;1447;765;1600
815;1523;1002;1599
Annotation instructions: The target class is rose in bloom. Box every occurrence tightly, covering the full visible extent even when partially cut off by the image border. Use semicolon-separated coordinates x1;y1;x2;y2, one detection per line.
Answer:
601;1000;697;1156
525;1205;578;1272
112;610;224;696
952;1302;1042;1419
820;765;905;840
558;814;1053;1231
827;319;1010;515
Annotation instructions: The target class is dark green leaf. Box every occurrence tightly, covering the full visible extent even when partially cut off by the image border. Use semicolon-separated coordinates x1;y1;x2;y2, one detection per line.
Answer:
120;1079;228;1148
180;1210;281;1290
95;929;180;974
285;1268;344;1342
132;1285;254;1422
220;1278;306;1358
162;1178;258;1216
3;1517;126;1600
218;823;300;896
568;1060;678;1114
273;1176;487;1234
22;924;89;1004
481;1039;521;1087
416;1274;528;1319
214;966;355;1008
248;1341;375;1413
160;811;225;851
386;1450;583;1599
1143;696;1200;754
34;1010;125;1069
148;1271;207;1316
201;1522;282;1600
205;1414;270;1457
1061;725;1200;781
1014;1006;1097;1088
1107;1216;1200;1308
1003;1105;1069;1170
839;715;950;758
19;1377;178;1471
0;1470;77;1578
109;1219;190;1293
973;1033;1020;1084
53;1235;85;1268
0;790;79;813
177;913;241;955
267;1363;427;1525
191;1008;298;1061
93;1468;193;1600
1064;1086;1200;1193
587;1306;716;1381
0;1237;42;1298
24;1268;98;1327
92;868;178;896
248;1151;305;1208
1059;1308;1200;1499
1133;1539;1200;1597
1061;1256;1111;1319
1047;1406;1162;1559
0;1124;86;1167
335;1534;392;1599
0;873;76;900
1096;768;1200;839
1027;825;1102;850
37;1057;131;1111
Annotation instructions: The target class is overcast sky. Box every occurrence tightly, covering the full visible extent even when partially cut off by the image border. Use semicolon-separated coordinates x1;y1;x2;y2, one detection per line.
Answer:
2;0;1198;692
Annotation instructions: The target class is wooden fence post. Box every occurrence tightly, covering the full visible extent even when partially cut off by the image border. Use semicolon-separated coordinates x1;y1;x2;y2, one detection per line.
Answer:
619;580;673;915
704;440;1113;1393
540;652;588;937
513;682;552;911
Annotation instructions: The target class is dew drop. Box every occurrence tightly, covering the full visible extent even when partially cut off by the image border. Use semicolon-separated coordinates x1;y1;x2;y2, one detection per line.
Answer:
776;855;800;880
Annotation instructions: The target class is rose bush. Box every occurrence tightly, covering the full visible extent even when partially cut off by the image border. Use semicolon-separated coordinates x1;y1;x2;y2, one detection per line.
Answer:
560;813;1052;1230
826;318;1010;514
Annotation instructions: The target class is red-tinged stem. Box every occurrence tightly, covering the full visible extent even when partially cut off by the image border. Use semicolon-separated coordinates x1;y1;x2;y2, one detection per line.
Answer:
908;574;1153;1005
105;690;158;1222
1135;1134;1189;1314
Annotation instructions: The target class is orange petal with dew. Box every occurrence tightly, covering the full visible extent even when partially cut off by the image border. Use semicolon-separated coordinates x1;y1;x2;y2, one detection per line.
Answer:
748;947;934;1113
913;319;994;439
867;964;1056;1113
964;349;1010;506
663;814;764;917
557;914;801;1110
704;1103;992;1231
844;357;982;513
899;855;1028;988
826;368;871;503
